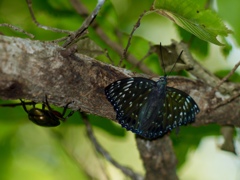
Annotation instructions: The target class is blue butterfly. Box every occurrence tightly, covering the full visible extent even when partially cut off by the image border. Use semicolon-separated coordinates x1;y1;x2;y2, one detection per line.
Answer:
105;47;200;139
105;75;199;139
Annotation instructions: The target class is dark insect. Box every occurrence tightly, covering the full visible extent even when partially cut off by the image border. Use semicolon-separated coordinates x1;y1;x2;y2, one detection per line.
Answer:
0;96;74;127
105;53;200;139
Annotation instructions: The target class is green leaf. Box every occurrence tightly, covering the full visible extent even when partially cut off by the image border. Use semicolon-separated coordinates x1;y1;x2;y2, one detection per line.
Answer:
153;0;231;45
217;0;240;46
176;26;209;58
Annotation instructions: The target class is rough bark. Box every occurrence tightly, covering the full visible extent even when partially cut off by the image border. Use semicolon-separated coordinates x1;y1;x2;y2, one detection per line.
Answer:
0;35;240;179
136;136;178;180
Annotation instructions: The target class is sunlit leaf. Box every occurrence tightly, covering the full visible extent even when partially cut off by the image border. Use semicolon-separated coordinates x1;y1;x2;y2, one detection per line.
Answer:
153;0;232;45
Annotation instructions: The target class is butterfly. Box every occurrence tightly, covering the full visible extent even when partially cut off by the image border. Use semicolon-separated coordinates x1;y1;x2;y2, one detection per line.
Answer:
105;76;200;139
105;45;200;139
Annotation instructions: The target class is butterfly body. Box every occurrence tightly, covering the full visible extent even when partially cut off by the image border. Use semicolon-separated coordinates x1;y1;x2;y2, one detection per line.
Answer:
137;77;166;132
105;76;200;139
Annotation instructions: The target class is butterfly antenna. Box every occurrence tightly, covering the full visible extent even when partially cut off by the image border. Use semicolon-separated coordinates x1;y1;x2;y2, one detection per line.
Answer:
159;43;167;76
168;50;183;75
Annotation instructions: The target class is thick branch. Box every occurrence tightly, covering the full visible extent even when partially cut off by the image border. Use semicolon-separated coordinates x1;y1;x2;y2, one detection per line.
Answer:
0;35;240;126
136;136;178;180
1;35;240;179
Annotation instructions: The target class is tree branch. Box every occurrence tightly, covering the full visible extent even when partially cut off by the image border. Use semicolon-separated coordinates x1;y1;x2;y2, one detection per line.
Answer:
1;35;240;179
136;136;178;180
1;35;240;125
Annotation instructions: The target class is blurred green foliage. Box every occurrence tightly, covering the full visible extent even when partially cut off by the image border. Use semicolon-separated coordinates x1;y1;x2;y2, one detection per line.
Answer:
215;69;240;83
0;0;239;179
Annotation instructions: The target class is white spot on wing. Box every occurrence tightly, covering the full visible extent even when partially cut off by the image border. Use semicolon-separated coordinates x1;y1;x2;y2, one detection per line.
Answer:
127;80;133;84
123;84;132;89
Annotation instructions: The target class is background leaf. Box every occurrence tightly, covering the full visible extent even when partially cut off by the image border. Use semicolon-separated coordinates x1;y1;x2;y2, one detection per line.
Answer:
153;0;231;45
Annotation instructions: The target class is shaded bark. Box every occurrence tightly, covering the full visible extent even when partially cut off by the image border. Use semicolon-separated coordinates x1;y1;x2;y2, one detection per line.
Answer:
136;136;178;180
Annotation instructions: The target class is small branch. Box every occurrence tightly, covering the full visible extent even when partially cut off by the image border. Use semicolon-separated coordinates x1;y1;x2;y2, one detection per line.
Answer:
174;40;220;85
51;130;104;179
95;27;155;75
104;49;115;65
174;40;239;94
69;0;89;15
120;11;146;66
70;1;154;75
62;0;105;48
82;113;143;180
209;92;240;110
212;60;240;93
0;101;35;107
26;0;72;35
0;23;34;38
132;44;153;70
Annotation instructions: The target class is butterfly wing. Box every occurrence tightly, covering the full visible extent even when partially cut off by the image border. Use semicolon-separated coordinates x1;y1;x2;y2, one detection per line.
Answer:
166;87;200;125
136;87;200;139
105;78;200;140
105;77;156;132
158;87;200;135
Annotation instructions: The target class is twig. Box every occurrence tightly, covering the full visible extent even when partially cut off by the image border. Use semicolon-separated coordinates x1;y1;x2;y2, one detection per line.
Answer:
131;44;153;70
62;0;105;48
212;60;240;93
82;113;143;180
50;36;71;44
210;92;240;110
173;40;227;89
25;0;72;35
95;27;154;75
0;101;35;107
70;1;154;75
0;23;34;38
104;49;115;65
69;0;89;15
119;11;147;67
